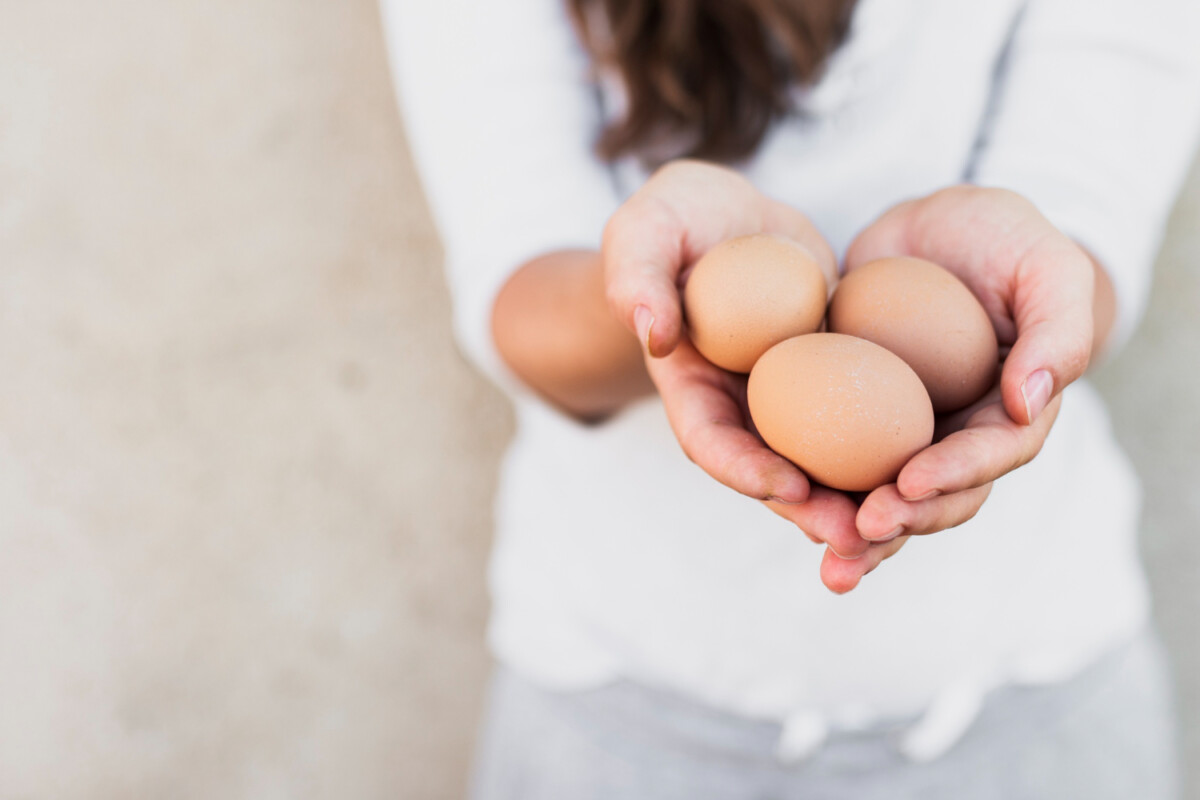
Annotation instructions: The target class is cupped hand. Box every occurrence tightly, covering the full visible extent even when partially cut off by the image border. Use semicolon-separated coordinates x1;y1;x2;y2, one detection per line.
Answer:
602;161;874;562
822;185;1101;592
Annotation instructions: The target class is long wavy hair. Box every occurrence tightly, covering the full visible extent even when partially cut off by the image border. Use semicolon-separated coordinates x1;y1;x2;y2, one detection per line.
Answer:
567;0;859;164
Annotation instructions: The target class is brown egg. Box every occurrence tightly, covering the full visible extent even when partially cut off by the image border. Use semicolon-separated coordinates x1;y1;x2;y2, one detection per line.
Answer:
748;333;934;492
683;234;827;373
827;257;998;413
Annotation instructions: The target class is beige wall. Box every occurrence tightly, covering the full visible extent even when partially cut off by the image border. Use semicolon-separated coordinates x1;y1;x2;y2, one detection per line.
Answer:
1;2;1196;798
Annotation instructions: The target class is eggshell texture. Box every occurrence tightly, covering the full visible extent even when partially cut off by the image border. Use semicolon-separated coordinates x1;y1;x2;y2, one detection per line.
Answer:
827;257;999;413
748;333;934;492
683;234;827;373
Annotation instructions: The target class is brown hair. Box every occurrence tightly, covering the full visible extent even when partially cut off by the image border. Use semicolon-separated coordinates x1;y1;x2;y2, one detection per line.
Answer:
567;0;859;165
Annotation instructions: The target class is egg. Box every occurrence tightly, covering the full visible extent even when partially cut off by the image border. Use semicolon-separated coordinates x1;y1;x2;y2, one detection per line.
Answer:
748;333;935;492
683;234;827;373
827;257;999;413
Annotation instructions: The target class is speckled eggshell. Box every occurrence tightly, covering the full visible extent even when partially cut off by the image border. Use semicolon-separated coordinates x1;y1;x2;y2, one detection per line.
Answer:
747;333;935;492
827;257;999;413
683;234;827;373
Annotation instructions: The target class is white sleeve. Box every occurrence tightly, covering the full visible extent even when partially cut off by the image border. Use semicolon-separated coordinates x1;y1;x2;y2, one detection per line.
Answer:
969;0;1200;350
379;0;622;390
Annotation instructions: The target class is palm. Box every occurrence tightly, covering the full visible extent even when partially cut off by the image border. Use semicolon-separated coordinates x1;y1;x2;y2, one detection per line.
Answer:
826;186;1094;591
606;171;1095;594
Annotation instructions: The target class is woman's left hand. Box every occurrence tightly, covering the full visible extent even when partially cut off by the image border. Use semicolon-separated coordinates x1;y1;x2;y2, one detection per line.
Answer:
821;185;1104;593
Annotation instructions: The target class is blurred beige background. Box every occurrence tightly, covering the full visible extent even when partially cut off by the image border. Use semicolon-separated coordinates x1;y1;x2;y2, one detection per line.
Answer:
1;2;1197;798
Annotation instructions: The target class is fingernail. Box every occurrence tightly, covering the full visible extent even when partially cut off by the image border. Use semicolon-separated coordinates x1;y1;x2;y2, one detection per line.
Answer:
902;489;939;502
1021;369;1053;424
831;547;867;561
767;495;805;506
863;525;904;543
634;305;655;355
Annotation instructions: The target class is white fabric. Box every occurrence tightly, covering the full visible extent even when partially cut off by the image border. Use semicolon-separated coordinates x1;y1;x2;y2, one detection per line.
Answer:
776;710;830;764
382;0;1200;760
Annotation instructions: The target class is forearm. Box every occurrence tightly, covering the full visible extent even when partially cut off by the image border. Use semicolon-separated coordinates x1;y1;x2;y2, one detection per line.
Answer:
491;249;654;421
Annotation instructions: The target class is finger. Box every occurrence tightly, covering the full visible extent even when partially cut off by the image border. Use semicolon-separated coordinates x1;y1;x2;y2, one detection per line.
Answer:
842;198;921;271
764;485;867;560
856;482;993;542
821;536;909;594
650;346;810;503
1000;238;1094;425
602;194;688;358
843;189;1019;340
680;417;812;503
933;380;1002;442
893;394;1061;501
762;199;840;291
847;187;1095;427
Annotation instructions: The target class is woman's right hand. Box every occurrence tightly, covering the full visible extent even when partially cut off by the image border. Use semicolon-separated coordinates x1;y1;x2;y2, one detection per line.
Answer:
602;160;871;563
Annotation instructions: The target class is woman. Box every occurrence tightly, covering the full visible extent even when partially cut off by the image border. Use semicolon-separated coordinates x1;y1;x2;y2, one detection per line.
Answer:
383;0;1200;796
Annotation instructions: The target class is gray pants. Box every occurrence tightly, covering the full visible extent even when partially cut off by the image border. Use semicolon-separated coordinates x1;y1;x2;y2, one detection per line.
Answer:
470;629;1179;799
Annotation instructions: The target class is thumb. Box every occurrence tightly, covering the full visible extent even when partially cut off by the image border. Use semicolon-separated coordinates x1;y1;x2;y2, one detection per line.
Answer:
601;196;686;358
1000;240;1095;426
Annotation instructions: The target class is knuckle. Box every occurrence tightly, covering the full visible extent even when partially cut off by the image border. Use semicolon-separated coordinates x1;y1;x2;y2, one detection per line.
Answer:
1020;427;1048;465
998;426;1030;472
677;431;701;466
962;485;993;523
603;285;634;326
604;279;631;313
935;184;991;206
655;159;693;180
958;428;993;476
953;501;984;529
1068;335;1092;375
1050;335;1092;385
600;206;629;253
994;186;1031;210
660;158;717;178
677;420;715;468
719;435;756;484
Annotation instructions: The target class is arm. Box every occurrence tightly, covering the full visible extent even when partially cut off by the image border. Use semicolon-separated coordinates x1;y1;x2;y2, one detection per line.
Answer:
381;0;622;394
491;249;652;421
383;0;855;567
968;0;1200;354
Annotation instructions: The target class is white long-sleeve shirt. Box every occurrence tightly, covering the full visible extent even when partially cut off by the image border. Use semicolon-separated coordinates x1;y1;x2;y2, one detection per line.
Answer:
382;0;1200;760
